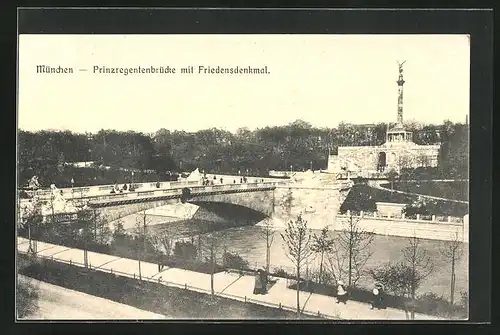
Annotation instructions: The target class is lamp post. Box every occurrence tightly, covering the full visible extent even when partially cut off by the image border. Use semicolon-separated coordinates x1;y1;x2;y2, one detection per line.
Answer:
132;171;135;185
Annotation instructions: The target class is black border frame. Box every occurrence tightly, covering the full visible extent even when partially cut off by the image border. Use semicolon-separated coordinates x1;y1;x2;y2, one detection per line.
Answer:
5;7;493;334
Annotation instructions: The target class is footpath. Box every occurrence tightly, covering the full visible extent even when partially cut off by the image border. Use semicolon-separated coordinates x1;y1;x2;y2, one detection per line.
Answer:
17;237;445;320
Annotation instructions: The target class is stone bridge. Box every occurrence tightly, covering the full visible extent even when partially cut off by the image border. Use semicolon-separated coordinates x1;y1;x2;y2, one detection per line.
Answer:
84;183;278;223
31;177;353;229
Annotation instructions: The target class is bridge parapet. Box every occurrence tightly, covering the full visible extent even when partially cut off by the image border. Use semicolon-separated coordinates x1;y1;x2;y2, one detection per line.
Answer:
28;177;288;202
83;182;277;207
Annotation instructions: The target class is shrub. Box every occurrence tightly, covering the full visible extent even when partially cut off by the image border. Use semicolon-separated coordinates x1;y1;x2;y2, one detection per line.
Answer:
309;269;334;285
173;241;198;261
181;187;192;203
222;251;249;270
113;220;126;238
416;292;461;318
353;176;368;185
403;204;431;217
272;267;294;279
16;275;40;319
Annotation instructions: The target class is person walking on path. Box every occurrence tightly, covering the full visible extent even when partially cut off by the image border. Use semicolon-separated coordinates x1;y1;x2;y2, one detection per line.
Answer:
336;280;348;304
371;283;385;310
253;269;264;294
260;269;268;294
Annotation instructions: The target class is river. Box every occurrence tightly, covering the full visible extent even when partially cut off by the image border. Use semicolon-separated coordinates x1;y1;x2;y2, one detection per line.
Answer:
118;212;468;301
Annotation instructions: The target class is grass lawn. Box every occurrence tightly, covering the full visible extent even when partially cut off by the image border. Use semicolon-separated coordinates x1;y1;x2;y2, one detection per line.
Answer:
389;180;468;202
341;184;468;217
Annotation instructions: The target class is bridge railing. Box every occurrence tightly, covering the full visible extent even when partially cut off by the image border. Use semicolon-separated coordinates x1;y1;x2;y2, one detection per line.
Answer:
84;182;277;204
25;174;288;199
28;180;282;203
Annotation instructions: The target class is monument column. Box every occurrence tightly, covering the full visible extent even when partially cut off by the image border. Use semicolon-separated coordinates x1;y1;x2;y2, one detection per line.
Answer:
396;60;406;127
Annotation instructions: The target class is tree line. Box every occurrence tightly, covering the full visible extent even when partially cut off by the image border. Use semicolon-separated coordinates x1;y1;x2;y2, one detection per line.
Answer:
18;119;468;187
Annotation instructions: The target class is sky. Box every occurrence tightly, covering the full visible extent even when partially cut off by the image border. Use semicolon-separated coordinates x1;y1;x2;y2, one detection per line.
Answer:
18;34;470;134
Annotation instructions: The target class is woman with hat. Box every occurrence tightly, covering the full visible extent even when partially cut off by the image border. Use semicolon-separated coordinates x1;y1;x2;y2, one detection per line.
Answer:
336;280;348;304
371;283;384;310
253;269;264;294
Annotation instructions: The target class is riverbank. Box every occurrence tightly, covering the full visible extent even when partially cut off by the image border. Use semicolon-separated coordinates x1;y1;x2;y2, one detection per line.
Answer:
17;237;445;320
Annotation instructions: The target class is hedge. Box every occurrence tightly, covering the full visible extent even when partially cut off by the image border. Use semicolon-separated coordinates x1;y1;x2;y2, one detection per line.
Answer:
288;280;467;319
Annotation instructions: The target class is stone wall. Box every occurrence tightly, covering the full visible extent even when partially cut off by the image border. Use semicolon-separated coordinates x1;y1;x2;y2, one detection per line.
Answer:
272;185;342;230
95;199;178;223
333;214;468;243
329;142;440;173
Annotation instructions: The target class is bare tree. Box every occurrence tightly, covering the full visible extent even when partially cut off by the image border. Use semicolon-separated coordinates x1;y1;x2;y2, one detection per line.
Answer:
73;196;91;268
113;218;126;239
20;197;43;255
403;234;434;319
440;231;463;305
134;210;151;280
327;215;374;288
201;233;222;295
259;218;275;275
373;234;434;319
370;261;413;319
151;230;175;269
280;188;294;218
280;214;314;317
89;209;112;245
311;226;334;284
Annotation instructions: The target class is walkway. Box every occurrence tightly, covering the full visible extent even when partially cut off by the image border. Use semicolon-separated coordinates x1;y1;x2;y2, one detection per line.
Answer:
17;237;446;320
368;180;469;204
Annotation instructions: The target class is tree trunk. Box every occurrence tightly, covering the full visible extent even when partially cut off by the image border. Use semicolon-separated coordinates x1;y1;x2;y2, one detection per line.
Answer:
28;224;32;253
266;243;270;274
210;250;215;295
318;252;324;284
450;254;456;305
296;265;300;317
348;229;353;287
138;258;142;280
84;221;89;268
138;241;142;280
94;214;97;242
403;298;410;320
410;289;416;320
197;234;202;260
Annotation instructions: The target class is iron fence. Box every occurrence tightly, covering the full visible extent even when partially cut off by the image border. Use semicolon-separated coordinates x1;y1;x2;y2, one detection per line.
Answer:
18;249;331;319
